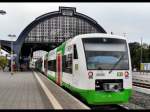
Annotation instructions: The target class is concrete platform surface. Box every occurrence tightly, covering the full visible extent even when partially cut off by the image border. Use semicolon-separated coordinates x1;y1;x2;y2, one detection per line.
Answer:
0;71;90;109
0;71;52;109
35;71;90;109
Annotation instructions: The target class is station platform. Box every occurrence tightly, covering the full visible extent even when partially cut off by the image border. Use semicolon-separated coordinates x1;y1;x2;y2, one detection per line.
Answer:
132;72;150;76
132;72;150;84
0;71;89;109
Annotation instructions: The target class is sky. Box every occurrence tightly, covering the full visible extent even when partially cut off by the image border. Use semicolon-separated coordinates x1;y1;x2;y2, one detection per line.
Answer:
0;3;150;44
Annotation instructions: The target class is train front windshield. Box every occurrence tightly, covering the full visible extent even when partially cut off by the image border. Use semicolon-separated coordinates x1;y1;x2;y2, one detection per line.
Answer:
82;38;129;70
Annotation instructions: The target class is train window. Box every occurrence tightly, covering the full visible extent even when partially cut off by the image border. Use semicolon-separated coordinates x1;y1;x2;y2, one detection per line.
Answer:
63;54;72;74
48;60;56;72
35;59;42;71
73;45;78;59
82;38;129;70
44;60;48;69
62;55;66;72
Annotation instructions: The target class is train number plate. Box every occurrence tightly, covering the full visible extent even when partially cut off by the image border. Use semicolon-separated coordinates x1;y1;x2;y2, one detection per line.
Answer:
96;73;105;76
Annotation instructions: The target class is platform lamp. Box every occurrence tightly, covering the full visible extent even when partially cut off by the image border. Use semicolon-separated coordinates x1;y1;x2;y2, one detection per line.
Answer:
8;34;16;75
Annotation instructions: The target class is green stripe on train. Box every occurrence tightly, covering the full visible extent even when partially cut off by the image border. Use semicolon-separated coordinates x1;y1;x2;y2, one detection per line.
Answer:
47;73;56;82
56;42;66;55
47;74;132;105
62;82;132;105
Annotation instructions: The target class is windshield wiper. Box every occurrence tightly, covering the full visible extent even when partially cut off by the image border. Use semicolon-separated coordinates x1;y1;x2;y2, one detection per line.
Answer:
108;54;124;74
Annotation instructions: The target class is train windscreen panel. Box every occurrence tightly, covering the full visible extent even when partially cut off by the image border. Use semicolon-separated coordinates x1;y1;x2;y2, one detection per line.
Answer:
82;38;129;70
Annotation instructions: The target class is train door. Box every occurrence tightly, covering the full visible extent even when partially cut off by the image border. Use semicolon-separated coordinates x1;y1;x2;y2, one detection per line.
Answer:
56;52;62;86
44;59;48;76
73;44;79;86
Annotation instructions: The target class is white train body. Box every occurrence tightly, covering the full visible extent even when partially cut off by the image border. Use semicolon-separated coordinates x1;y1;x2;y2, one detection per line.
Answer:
37;33;132;104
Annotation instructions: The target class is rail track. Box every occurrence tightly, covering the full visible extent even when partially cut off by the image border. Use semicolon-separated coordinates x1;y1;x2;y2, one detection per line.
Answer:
89;104;127;110
133;82;150;89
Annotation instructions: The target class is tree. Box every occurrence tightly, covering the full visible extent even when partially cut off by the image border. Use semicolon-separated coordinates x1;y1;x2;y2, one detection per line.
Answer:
129;42;150;71
0;56;8;70
129;42;141;70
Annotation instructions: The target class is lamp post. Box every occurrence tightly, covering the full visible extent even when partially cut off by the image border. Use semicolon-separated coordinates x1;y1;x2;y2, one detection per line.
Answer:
140;37;143;73
0;40;1;56
8;34;16;75
0;10;6;56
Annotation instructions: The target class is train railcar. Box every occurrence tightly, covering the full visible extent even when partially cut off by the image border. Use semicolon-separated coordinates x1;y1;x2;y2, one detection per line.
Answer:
35;58;43;71
35;33;132;105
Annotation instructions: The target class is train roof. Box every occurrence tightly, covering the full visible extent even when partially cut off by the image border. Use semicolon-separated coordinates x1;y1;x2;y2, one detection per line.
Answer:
36;33;127;61
73;33;127;40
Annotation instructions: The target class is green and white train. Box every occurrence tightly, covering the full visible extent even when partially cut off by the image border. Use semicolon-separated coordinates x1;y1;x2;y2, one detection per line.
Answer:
35;33;132;105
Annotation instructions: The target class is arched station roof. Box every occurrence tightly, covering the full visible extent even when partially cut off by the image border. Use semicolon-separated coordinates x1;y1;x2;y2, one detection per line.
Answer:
1;6;107;68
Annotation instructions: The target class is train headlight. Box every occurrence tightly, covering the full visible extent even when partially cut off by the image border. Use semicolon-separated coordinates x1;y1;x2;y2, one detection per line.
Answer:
88;72;93;79
124;71;129;78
